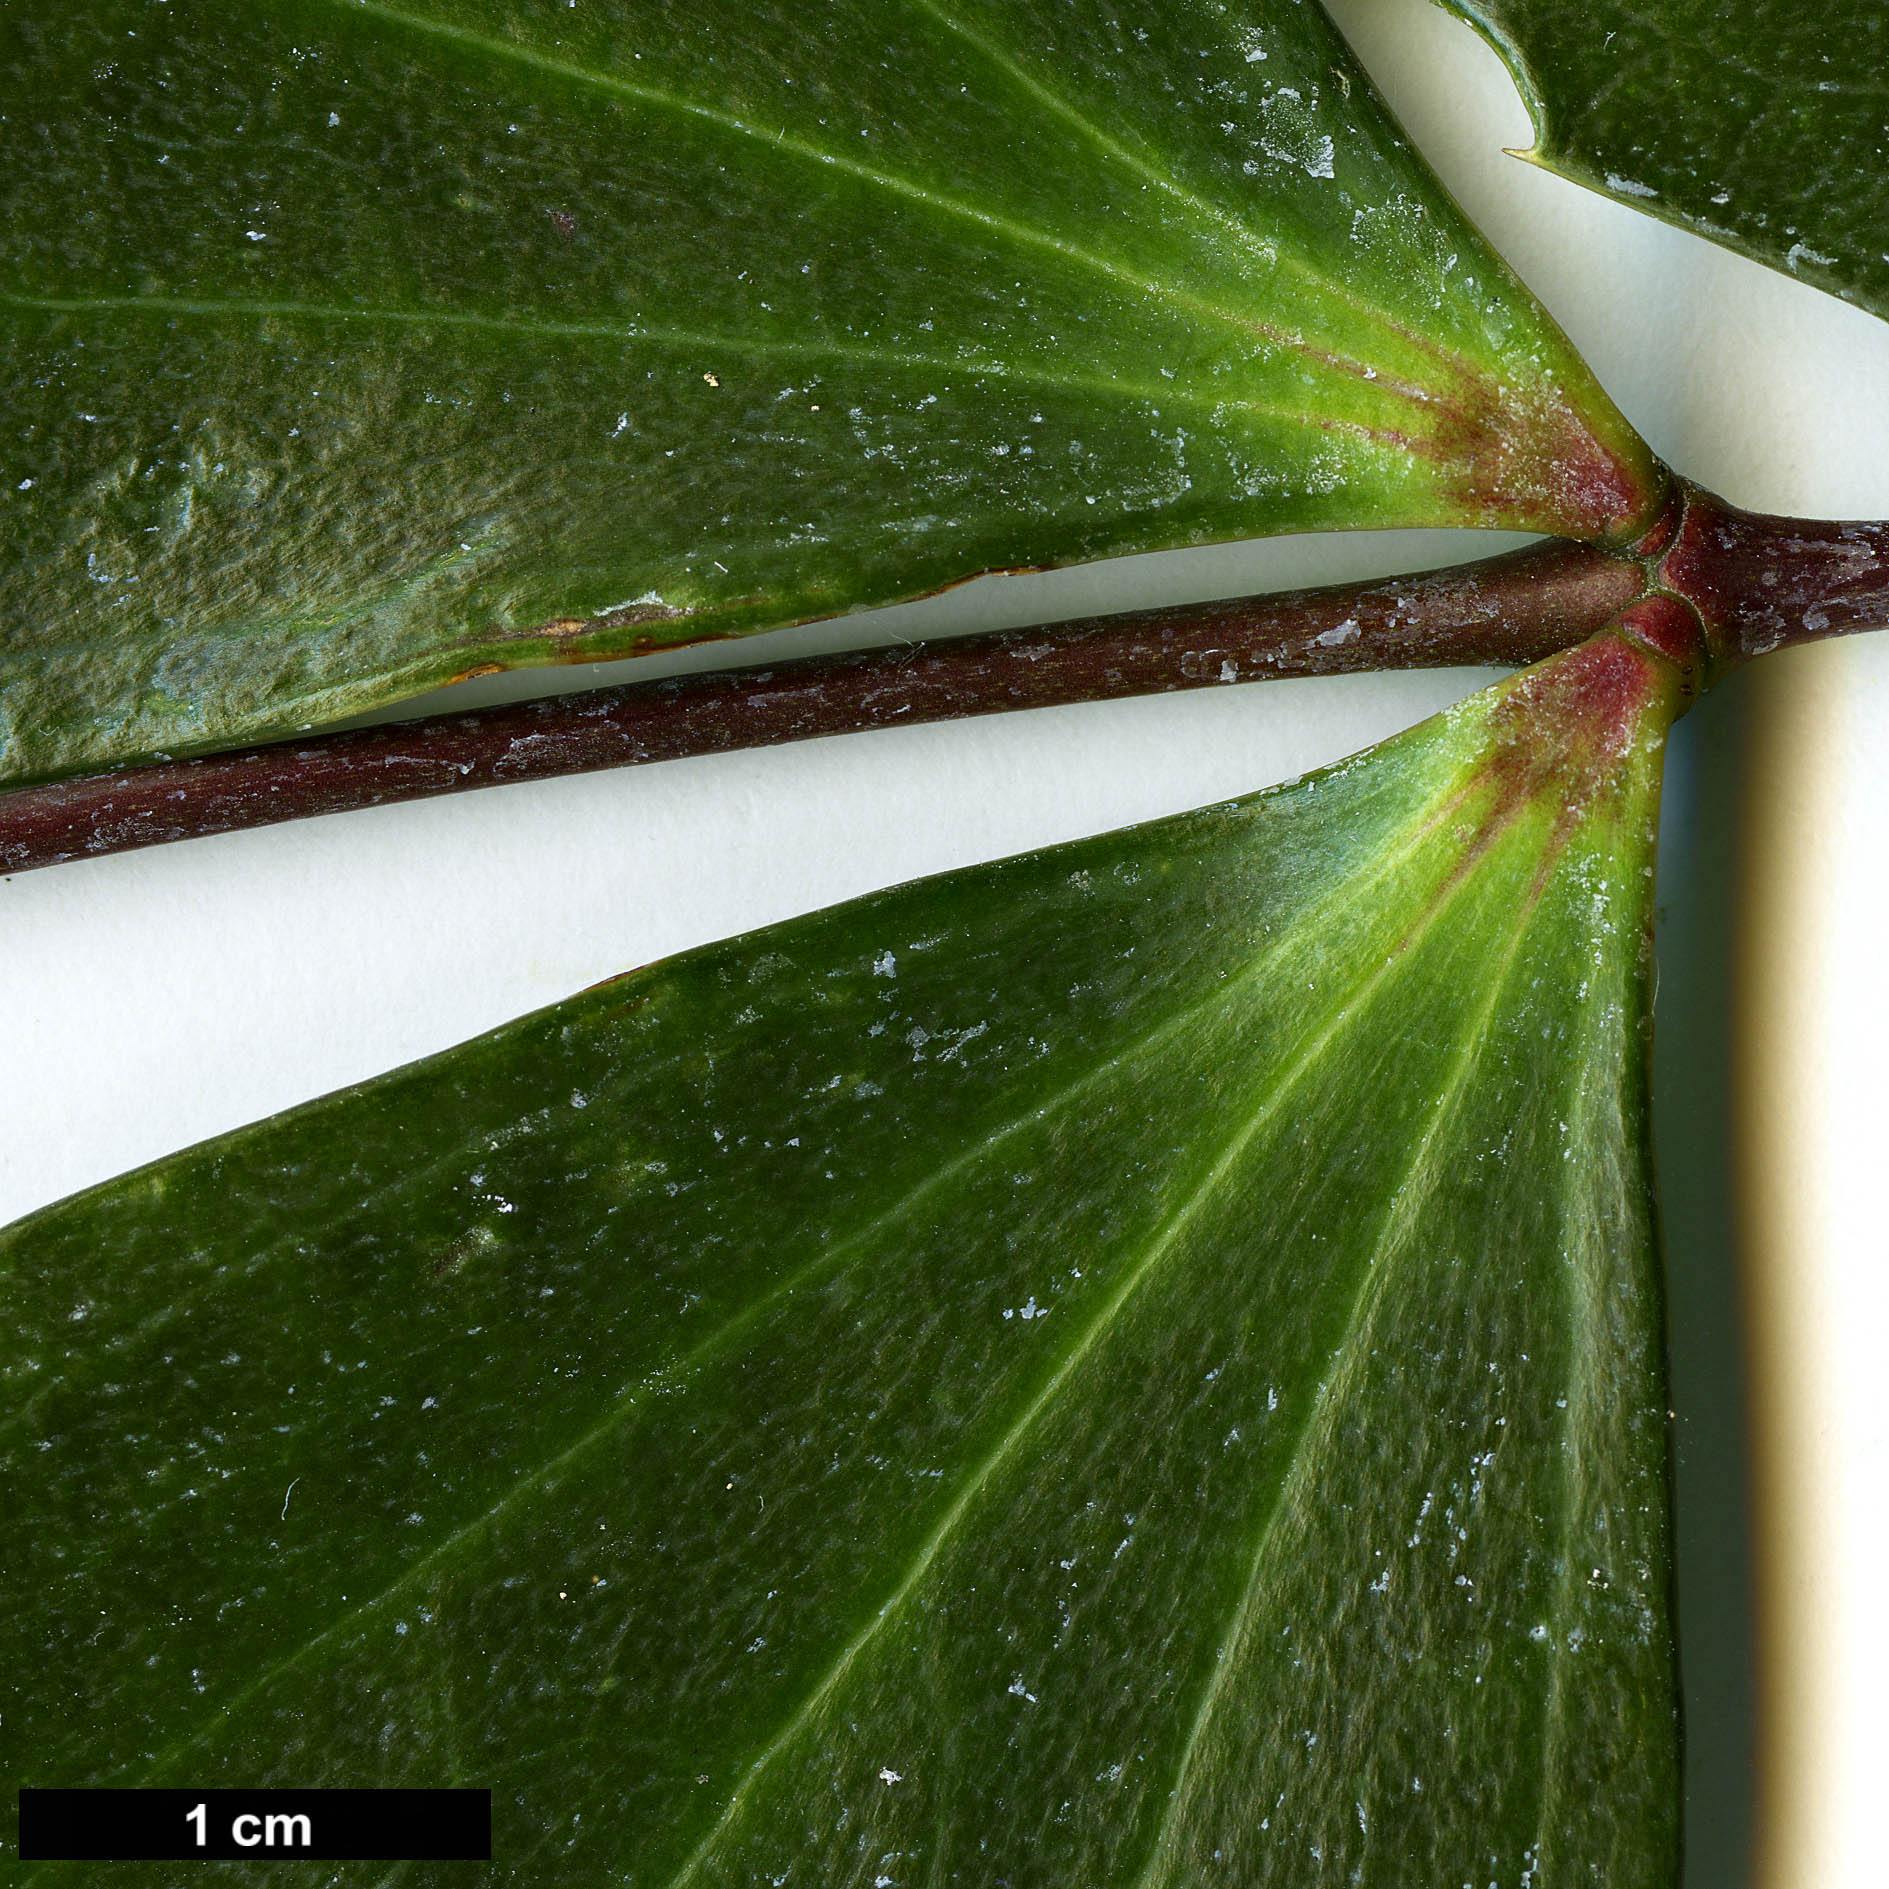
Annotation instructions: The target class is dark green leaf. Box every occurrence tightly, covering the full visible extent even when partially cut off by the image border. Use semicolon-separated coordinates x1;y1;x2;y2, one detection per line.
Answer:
1433;0;1889;322
4;630;1681;1882
0;0;1660;786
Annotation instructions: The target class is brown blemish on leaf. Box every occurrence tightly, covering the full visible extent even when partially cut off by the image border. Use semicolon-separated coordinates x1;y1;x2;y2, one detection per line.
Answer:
581;970;642;996
548;209;577;239
481;598;709;664
430;1223;500;1281
590;600;696;634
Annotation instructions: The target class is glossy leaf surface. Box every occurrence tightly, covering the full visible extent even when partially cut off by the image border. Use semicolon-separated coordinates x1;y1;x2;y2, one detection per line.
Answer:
0;0;1658;787
1436;0;1889;322
3;632;1681;1883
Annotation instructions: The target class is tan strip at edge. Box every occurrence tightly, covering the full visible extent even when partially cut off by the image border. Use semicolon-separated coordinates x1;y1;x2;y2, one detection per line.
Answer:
1737;641;1847;1889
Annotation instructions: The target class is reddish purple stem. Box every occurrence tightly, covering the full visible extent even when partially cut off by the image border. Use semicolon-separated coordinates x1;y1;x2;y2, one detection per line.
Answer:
4;484;1883;878
0;537;1641;876
1657;486;1889;668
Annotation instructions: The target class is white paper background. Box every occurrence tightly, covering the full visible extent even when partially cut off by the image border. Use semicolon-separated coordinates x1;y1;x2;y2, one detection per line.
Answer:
5;4;1886;1880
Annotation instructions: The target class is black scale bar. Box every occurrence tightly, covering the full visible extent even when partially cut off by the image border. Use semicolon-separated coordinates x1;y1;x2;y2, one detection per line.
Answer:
18;1788;491;1861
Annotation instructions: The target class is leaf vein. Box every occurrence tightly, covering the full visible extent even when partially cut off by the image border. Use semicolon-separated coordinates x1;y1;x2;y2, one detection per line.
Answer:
901;0;1456;387
1528;964;1632;1879
0;292;1408;448
1130;913;1538;1886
